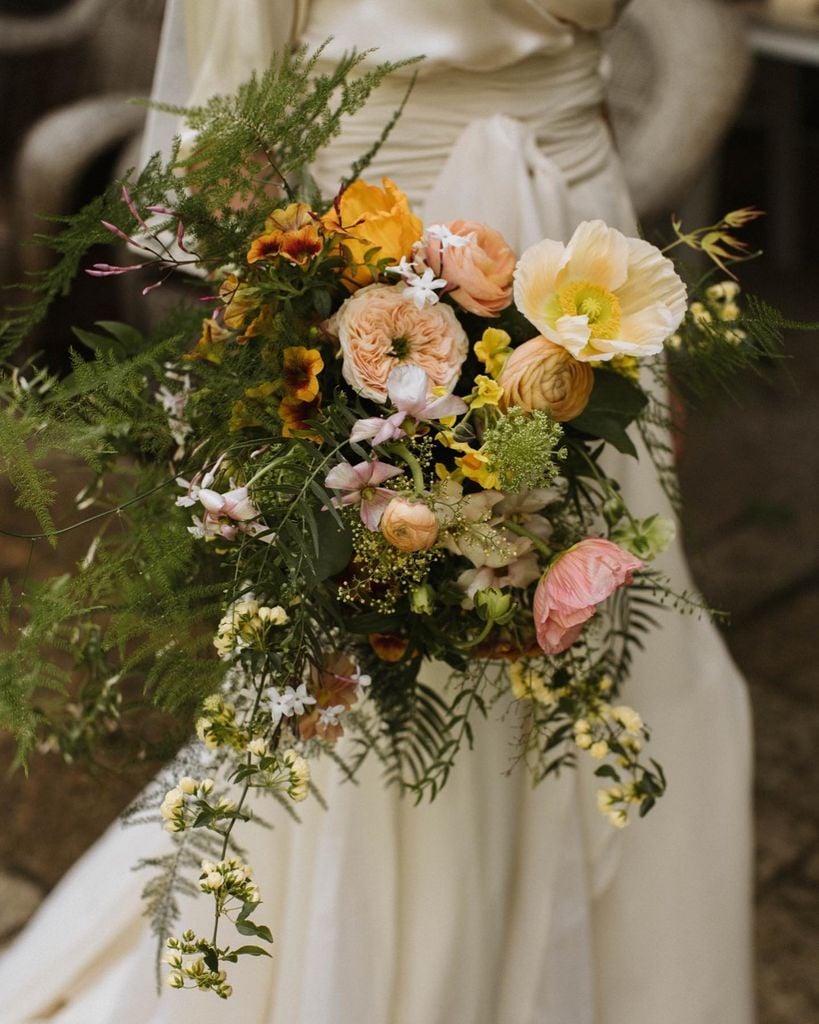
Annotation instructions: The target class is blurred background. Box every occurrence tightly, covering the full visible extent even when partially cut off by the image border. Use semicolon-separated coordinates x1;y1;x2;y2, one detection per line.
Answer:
0;2;816;1021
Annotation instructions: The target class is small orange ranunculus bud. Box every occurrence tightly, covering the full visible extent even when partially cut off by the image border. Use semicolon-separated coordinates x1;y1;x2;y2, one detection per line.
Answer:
380;498;439;552
498;336;593;421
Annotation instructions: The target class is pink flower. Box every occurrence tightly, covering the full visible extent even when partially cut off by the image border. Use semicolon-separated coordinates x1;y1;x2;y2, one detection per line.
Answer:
324;459;403;530
180;483;270;543
350;364;467;445
417;220;516;317
533;538;643;655
328;283;468;402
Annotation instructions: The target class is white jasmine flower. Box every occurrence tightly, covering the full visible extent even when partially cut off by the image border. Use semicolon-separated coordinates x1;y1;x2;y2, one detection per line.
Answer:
400;267;448;309
318;704;346;728
425;223;473;249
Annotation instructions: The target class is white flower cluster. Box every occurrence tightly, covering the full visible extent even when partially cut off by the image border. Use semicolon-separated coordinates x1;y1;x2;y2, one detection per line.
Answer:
281;749;310;802
160;776;215;833
573;699;647;828
195;693;246;751
166;931;233;999
213;598;289;658
198;856;259;903
596;783;642;829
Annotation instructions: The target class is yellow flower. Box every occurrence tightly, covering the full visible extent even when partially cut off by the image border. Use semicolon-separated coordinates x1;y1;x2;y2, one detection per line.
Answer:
468;375;504;409
509;662;553;704
229;380;278;432
185;317;232;364
281;346;324;402
279;394;323;443
321;178;422;288
474;327;512;378
455;445;500;490
219;274;258;331
247;202;323;266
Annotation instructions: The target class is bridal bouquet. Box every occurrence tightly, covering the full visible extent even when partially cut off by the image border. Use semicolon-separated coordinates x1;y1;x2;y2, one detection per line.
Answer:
0;45;782;997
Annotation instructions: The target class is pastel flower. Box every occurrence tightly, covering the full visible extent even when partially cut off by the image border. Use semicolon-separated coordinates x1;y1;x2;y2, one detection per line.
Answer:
328;283;469;402
324;458;403;529
468;375;504;410
418;220;516;317
386;261;448;308
514;220;687;362
321;178;422;287
350;364;467;445
533;538;643;655
380;498;439;552
497;335;593;421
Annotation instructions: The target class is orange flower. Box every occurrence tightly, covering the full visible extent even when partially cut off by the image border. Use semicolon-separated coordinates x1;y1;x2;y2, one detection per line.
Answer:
219;273;258;330
278;393;323;443
185;317;232;363
281;346;324;402
247;202;323;266
322;178;422;287
369;633;409;662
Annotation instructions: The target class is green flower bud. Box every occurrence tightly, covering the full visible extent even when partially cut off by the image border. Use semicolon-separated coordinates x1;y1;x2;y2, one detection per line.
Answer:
611;514;675;561
410;583;435;615
474;587;514;625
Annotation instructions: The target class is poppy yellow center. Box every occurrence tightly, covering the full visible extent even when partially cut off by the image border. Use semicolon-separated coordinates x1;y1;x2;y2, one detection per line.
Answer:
558;280;621;340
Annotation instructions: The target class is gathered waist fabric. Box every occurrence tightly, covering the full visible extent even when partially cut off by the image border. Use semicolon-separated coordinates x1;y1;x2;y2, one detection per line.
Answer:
310;36;621;248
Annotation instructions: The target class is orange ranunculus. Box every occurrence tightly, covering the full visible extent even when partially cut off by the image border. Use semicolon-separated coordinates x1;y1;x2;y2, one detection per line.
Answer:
281;346;324;402
322;178;423;287
278;393;323;443
498;336;594;421
247;202;323;266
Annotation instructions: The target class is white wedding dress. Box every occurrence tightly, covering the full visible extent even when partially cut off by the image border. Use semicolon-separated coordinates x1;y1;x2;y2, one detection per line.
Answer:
0;2;754;1022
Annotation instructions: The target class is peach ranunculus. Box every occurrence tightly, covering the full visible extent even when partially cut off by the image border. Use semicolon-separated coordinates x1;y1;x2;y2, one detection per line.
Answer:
497;335;593;421
322;178;422;287
328;283;468;402
533;538;643;655
380;498;439;552
416;221;516;317
514;220;687;362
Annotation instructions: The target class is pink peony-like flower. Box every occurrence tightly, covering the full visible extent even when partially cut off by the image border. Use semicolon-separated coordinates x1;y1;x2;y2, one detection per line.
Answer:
329;283;468;402
418;221;516;317
533;538;643;654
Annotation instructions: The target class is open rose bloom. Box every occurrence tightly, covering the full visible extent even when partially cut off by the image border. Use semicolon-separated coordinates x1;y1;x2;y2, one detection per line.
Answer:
533;539;644;654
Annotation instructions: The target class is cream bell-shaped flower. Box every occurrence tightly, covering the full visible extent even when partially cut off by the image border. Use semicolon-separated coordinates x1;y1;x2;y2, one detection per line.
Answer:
514;220;687;362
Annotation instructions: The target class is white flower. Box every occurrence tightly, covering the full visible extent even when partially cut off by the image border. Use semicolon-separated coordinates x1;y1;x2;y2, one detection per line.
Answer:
268;683;316;721
589;740;609;759
317;704;346;728
610;705;643;736
247;737;267;757
425;223;473;249
400;267;448;309
258;605;288;625
178;776;197;795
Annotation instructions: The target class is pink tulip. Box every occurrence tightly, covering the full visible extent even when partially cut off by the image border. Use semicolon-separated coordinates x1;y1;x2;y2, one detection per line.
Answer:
533;539;643;655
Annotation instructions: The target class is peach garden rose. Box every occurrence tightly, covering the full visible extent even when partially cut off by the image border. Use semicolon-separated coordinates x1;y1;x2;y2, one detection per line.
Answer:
514;219;687;362
328;283;469;402
417;220;516;317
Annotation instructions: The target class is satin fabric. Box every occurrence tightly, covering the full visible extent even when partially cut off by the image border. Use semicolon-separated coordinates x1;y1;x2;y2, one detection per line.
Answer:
0;2;753;1021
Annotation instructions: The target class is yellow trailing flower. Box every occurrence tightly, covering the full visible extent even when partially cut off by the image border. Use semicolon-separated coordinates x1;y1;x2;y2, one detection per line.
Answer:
219;274;258;331
474;327;512;378
468;374;504;409
186;317;232;364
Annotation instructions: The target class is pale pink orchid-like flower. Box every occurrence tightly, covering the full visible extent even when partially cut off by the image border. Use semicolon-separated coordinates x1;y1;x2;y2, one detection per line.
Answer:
350;364;468;445
324;459;403;530
457;551;541;609
533;538;643;655
176;468;271;543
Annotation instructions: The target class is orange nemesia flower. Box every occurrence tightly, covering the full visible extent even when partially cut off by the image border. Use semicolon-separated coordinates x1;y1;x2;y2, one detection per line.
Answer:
247;202;323;266
278;393;323;443
281;346;324;402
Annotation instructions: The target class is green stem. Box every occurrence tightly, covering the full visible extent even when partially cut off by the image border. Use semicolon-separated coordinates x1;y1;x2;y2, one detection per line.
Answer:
460;619;494;650
390;442;425;494
503;520;552;560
